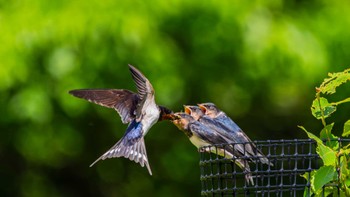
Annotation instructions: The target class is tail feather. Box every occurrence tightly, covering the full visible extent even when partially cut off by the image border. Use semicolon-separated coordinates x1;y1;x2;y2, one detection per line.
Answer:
134;141;140;164
256;152;273;166
90;138;152;175
235;159;254;185
134;143;140;161
237;143;273;167
129;146;138;162
139;141;146;167
209;146;254;185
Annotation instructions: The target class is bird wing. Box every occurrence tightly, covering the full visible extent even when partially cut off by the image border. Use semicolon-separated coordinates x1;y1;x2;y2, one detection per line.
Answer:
216;116;272;165
190;122;240;160
128;65;155;120
128;64;154;101
69;89;139;124
189;122;228;146
198;117;247;156
217;117;259;149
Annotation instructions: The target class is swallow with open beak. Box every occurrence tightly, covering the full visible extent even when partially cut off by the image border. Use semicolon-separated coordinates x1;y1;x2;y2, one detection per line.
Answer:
197;103;272;166
69;64;172;175
169;112;254;185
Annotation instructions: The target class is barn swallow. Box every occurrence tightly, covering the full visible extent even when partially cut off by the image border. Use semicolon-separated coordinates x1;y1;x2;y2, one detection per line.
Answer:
69;64;172;175
169;112;254;185
197;103;272;166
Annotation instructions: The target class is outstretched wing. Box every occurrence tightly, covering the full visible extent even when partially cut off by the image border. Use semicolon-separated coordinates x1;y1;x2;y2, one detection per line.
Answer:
128;65;156;120
69;89;139;124
128;64;154;101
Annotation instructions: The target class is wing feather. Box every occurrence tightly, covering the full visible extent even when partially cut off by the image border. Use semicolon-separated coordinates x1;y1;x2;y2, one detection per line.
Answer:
128;64;154;101
69;89;139;124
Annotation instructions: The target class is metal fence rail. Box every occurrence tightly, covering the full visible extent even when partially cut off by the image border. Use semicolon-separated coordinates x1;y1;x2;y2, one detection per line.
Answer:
199;139;349;196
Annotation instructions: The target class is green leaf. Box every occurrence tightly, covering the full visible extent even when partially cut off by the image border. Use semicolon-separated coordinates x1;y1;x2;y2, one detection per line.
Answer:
340;156;349;182
317;143;337;166
302;171;316;197
344;188;350;197
343;149;350;156
319;69;350;94
346;178;350;187
299;126;323;144
322;187;338;197
332;188;346;197
311;97;337;119
343;119;350;137
303;186;312;197
301;172;309;180
312;165;336;194
300;126;337;165
320;123;339;149
320;123;334;138
301;170;316;181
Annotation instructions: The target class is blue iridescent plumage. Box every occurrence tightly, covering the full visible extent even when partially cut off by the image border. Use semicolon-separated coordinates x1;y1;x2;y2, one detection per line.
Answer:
123;121;143;146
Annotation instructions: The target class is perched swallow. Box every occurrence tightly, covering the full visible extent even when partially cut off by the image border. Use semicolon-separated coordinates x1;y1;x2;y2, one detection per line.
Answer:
169;112;253;185
197;103;272;166
69;64;172;175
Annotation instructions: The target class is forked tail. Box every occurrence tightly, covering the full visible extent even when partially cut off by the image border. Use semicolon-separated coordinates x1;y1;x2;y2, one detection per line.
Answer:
90;137;152;175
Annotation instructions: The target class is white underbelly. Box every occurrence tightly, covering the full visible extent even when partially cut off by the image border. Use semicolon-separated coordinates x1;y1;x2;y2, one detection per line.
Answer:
141;100;159;135
189;136;210;148
189;136;234;159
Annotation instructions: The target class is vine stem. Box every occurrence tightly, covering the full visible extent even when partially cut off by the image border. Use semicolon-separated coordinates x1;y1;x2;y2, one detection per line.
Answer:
316;92;327;127
330;97;350;106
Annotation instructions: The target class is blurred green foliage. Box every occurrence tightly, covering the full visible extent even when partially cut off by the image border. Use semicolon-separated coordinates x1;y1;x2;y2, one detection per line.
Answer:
1;0;350;196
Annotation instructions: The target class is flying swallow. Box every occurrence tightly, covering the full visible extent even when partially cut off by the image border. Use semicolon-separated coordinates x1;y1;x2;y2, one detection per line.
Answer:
69;64;172;175
169;112;254;185
197;103;272;166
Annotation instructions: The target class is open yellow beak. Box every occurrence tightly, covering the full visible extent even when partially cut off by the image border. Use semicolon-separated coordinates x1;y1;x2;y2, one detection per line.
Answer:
184;105;191;114
197;104;206;113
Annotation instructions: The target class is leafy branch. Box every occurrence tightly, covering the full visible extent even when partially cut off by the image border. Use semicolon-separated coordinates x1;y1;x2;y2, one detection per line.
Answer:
301;68;350;196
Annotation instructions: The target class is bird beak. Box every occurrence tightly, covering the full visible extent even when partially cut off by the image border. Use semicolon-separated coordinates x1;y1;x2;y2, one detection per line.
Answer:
184;105;191;114
162;114;177;121
174;113;183;119
162;114;179;121
197;104;206;113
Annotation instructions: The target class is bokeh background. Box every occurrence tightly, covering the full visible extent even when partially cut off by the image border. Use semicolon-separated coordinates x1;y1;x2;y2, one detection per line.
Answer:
1;0;350;196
